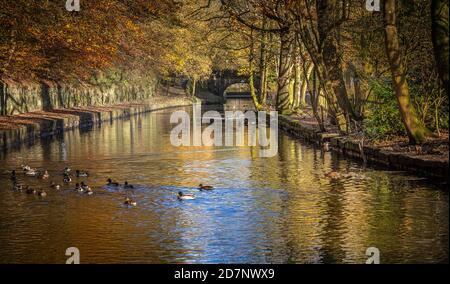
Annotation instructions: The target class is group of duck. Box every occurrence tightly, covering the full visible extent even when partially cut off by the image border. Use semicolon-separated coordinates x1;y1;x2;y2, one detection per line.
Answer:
9;165;214;205
11;165;95;196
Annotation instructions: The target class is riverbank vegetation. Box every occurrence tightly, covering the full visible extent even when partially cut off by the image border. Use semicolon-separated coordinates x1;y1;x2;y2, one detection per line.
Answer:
1;0;449;148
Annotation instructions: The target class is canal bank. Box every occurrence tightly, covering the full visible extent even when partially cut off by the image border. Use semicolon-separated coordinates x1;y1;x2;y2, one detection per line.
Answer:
0;88;192;150
278;114;449;180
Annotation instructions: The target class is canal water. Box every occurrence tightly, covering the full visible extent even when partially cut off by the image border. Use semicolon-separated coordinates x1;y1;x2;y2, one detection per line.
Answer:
0;106;448;264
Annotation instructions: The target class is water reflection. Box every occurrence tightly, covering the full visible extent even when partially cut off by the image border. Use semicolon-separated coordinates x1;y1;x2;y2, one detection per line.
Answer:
0;106;448;263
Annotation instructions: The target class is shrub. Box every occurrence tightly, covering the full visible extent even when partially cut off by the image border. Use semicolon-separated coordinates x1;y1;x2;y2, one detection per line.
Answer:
363;80;406;141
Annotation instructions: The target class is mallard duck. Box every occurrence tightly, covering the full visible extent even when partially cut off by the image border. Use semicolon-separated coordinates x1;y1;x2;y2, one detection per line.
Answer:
37;190;47;197
80;182;91;191
63;167;71;175
21;165;31;172
76;170;89;177
26;169;38;177
199;184;214;190
12;183;23;192
177;191;195;200
124;181;134;189
63;175;72;183
107;178;119;186
85;188;94;195
42;170;50;179
325;171;341;180
124;197;137;206
75;183;84;192
26;188;36;195
50;182;61;190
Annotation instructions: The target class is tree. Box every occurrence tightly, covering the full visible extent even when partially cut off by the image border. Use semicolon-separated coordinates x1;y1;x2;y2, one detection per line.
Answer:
384;0;431;144
431;0;449;97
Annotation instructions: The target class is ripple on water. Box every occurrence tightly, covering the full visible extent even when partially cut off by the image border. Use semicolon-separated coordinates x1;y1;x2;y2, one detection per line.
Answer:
0;108;448;263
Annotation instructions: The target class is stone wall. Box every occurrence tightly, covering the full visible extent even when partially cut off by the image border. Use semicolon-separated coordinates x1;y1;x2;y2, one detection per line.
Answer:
278;115;449;180
0;80;157;115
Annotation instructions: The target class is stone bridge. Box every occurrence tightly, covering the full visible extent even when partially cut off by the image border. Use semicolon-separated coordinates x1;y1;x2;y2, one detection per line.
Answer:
206;69;260;97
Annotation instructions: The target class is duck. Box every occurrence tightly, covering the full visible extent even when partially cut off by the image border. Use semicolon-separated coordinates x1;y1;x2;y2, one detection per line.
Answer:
75;183;84;192
37;190;47;197
25;169;38;177
21;165;31;172
80;182;91;191
63;167;71;175
199;184;214;191
50;182;61;190
63;175;72;183
106;178;119;187
85;188;94;195
325;171;341;180
124;197;137;206
76;170;89;177
177;191;195;200
42;170;50;179
342;172;366;180
12;183;24;192
124;181;134;189
25;188;37;195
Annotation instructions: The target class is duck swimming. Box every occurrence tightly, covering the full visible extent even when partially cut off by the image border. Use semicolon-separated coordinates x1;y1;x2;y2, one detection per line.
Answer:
107;178;119;186
177;191;195;200
63;175;72;183
42;170;50;179
25;169;38;177
26;188;36;195
50;182;60;190
124;197;137;206
63;167;71;175
124;181;134;189
199;184;214;190
12;183;24;192
80;182;92;193
76;170;89;177
75;183;83;192
21;165;31;172
37;190;47;197
325;171;341;180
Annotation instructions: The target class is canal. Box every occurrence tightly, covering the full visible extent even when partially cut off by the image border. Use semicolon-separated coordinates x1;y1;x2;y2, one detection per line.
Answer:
0;106;448;263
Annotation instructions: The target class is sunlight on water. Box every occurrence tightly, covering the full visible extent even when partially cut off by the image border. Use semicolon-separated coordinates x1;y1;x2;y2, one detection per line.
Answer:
0;106;448;264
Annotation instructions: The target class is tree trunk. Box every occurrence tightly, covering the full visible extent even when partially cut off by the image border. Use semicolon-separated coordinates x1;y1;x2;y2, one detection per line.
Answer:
316;0;362;123
250;30;263;111
384;0;431;144
276;30;294;113
192;78;197;97
293;44;302;109
259;15;268;104
312;67;326;132
0;81;6;116
300;61;314;106
431;0;449;97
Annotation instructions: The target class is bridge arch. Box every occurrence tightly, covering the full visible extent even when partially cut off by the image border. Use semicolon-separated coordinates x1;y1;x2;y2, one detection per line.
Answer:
206;69;259;97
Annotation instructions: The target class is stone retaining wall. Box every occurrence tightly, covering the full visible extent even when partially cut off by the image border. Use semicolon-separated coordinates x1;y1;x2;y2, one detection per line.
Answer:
0;80;156;115
1;99;192;150
278;115;449;180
